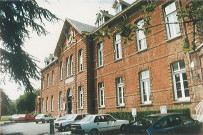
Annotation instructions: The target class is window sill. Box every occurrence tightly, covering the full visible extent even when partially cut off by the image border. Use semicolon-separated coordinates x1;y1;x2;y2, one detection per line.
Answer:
114;58;122;63
78;108;83;110
173;100;191;104
98;106;105;109
166;34;181;42
78;70;84;74
116;104;125;108
96;65;104;70
140;103;153;107
136;48;147;54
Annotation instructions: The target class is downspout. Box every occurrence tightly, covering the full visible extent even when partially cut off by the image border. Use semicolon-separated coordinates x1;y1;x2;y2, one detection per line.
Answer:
74;39;78;113
178;0;195;98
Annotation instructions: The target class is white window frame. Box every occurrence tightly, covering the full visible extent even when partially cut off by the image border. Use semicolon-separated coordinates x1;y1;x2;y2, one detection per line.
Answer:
172;60;190;101
78;49;83;72
59;92;63;111
97;43;103;67
140;70;151;104
66;57;69;77
51;96;54;111
114;33;122;60
70;55;73;75
79;86;83;109
47;74;49;88
164;2;180;39
98;82;105;107
116;77;125;106
52;70;54;86
136;19;147;51
46;97;48;112
115;3;122;14
60;62;63;80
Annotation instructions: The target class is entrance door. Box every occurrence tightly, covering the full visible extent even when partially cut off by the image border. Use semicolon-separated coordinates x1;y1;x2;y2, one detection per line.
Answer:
67;89;72;114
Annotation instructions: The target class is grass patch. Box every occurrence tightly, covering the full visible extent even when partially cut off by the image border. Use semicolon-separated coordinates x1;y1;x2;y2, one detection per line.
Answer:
1;116;10;121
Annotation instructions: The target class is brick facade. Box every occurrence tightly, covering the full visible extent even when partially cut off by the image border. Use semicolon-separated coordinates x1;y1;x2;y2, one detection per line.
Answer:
41;0;203;117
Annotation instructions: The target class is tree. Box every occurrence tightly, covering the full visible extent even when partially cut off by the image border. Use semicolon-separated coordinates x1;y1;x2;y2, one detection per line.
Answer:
16;89;40;113
0;88;16;115
0;0;59;92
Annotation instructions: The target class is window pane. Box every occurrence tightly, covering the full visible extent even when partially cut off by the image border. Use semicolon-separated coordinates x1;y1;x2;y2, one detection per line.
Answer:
172;62;179;71
179;61;185;70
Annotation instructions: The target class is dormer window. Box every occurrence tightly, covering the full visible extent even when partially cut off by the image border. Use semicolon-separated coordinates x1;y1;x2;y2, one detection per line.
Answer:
95;10;113;27
113;0;130;14
115;3;122;14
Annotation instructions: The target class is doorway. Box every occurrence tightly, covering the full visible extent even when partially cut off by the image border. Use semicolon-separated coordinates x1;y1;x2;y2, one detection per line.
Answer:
67;89;72;114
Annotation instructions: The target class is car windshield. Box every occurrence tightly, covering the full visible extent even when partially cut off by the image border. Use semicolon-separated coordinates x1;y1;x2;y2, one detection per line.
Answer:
133;116;160;127
80;115;94;122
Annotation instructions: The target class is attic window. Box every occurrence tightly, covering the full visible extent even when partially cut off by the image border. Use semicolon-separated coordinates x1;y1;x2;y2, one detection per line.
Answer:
115;3;122;14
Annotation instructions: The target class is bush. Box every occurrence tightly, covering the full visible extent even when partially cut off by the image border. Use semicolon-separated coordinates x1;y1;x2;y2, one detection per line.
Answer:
1;116;10;121
107;107;190;122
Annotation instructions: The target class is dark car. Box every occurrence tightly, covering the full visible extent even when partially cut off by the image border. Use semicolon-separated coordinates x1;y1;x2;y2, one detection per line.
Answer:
123;113;202;134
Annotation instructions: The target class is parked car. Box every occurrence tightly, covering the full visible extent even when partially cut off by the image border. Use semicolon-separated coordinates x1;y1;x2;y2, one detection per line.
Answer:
35;114;53;123
71;114;129;135
10;114;20;121
123;113;202;134
55;114;87;132
18;114;35;121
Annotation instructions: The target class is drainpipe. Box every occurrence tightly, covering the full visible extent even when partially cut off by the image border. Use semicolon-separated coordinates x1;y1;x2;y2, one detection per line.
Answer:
74;39;78;114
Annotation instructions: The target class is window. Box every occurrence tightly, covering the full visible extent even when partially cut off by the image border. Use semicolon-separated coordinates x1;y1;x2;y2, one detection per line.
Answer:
114;34;122;60
98;82;105;107
172;60;189;101
42;76;44;89
70;55;73;75
59;92;63;110
97;43;103;67
136;19;147;51
116;77;125;106
164;2;180;39
60;62;63;80
140;70;151;104
115;3;122;14
46;97;48;112
52;70;54;86
47;74;49;88
66;57;69;77
42;98;44;112
78;86;83;108
78;49;83;72
51;96;54;111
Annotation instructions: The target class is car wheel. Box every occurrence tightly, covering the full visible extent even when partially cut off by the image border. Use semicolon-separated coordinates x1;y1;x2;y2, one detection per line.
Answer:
58;128;63;132
36;122;38;124
42;120;45;123
89;129;98;135
120;124;126;133
64;125;71;131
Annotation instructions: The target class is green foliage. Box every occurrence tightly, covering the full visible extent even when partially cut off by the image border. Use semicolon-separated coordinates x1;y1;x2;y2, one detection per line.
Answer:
0;0;59;91
0;89;16;115
93;26;111;42
107;107;190;122
16;91;37;113
1;116;10;121
183;38;190;54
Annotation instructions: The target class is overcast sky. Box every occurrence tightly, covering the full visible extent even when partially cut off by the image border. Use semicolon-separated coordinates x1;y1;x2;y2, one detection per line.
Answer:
1;0;135;100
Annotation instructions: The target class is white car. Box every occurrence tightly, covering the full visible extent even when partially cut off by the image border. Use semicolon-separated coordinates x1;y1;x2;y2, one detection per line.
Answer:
71;114;129;135
55;114;86;131
35;114;53;123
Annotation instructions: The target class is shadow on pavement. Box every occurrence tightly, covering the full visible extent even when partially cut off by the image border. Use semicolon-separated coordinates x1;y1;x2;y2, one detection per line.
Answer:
1;132;23;135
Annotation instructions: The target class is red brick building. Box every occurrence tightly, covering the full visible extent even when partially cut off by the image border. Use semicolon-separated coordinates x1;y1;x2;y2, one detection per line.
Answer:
41;0;203;117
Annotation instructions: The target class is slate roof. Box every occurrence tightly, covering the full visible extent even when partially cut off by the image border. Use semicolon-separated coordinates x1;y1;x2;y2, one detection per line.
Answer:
66;18;96;34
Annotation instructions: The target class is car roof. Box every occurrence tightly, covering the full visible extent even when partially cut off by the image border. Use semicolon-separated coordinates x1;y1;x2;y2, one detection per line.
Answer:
147;113;181;117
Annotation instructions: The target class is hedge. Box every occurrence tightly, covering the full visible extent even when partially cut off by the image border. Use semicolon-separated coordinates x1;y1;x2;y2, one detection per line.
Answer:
107;107;190;122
